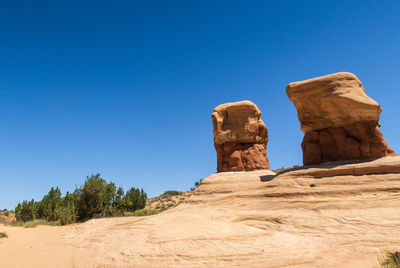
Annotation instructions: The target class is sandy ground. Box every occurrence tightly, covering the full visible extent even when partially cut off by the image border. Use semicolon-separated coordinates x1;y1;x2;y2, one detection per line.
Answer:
0;224;96;268
1;156;400;267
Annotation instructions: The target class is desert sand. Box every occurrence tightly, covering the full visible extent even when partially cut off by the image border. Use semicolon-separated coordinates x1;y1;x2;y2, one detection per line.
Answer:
2;156;400;267
0;224;96;268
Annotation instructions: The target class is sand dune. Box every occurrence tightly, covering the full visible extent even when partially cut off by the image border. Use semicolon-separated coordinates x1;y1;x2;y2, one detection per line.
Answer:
2;156;400;267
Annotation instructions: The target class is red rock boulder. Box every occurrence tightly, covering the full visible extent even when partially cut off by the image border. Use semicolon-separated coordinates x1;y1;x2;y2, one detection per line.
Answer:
211;101;270;172
286;72;396;165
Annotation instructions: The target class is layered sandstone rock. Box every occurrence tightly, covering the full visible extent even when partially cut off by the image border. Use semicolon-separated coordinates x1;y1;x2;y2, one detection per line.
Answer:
287;72;396;165
62;156;400;268
211;100;270;172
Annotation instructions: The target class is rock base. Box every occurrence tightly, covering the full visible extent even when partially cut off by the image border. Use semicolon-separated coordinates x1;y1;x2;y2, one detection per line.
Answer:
215;142;270;172
302;121;397;165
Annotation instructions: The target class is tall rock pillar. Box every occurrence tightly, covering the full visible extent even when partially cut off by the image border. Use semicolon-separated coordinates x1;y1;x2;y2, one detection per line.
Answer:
211;100;270;172
286;72;396;165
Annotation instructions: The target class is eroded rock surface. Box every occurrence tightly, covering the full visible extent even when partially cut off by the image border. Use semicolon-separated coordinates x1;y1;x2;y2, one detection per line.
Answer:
287;72;396;165
211;100;269;172
62;157;400;268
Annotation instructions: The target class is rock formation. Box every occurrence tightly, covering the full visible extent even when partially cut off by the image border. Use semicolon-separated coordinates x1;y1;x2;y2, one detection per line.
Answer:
286;72;396;165
62;156;400;268
211;100;270;172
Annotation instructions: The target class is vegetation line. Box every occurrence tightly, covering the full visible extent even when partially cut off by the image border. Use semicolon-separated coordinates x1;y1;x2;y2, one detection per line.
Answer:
6;175;204;227
15;173;147;225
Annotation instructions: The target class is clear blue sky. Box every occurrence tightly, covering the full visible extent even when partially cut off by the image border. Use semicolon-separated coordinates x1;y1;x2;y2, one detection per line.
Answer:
1;1;399;209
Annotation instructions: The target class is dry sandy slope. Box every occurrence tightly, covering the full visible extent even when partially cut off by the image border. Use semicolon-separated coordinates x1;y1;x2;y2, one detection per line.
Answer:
2;156;400;267
0;224;96;268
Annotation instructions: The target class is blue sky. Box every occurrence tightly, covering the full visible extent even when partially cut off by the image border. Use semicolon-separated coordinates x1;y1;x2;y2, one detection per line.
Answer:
1;1;399;209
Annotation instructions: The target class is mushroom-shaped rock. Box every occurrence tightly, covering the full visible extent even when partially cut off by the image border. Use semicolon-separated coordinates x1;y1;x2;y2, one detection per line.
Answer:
286;72;396;165
211;100;270;172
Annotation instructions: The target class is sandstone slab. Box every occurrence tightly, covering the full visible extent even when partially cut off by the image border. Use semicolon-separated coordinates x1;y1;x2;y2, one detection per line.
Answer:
59;157;400;268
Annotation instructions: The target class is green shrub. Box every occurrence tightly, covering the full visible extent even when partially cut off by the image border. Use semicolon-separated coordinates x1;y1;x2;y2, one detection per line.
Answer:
113;187;125;211
14;173;148;225
0;232;7;238
124;188;147;212
161;191;183;196
60;191;79;224
23;219;57;228
381;252;400;267
15;199;36;222
77;174;117;220
190;179;203;191
39;187;62;221
124;209;158;217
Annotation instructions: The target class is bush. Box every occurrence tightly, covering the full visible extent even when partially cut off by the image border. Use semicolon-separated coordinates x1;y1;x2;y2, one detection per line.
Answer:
15;199;36;222
57;191;78;225
0;232;7;238
39;187;62;221
190;179;203;191
381;252;400;267
14;173;148;225
0;210;16;225
161;191;183;196
113;187;125;211
124;209;158;217
124;188;147;212
77;174;117;220
23;219;56;228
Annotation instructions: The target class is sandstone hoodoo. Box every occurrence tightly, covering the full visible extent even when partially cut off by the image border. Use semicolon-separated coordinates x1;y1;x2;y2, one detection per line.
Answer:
211;100;270;172
287;72;397;165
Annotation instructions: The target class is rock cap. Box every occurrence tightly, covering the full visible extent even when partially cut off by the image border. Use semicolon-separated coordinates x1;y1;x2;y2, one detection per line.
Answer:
286;72;381;132
211;100;268;145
